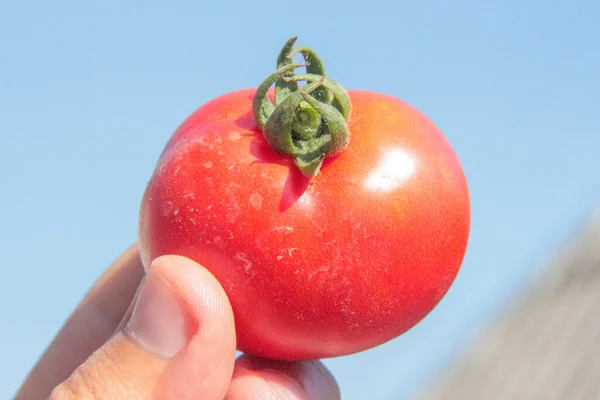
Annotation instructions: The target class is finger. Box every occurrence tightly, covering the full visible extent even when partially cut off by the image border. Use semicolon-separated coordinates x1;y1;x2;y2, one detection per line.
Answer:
16;245;145;400
50;255;237;400
226;355;340;400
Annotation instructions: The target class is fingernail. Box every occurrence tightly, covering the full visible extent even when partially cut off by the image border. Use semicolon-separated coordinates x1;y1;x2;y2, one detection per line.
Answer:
124;272;196;358
300;361;341;399
258;369;307;400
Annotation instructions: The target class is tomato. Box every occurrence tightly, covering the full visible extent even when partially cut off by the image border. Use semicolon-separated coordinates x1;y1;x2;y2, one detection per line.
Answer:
138;38;470;361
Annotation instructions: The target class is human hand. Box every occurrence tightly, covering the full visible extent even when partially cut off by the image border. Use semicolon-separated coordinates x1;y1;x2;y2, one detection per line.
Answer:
16;245;340;399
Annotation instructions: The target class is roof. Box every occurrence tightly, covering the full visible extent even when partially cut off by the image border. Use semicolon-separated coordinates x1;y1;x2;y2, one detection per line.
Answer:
416;211;600;399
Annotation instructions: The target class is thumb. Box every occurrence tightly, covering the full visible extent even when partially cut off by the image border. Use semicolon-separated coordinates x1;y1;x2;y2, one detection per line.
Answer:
50;255;237;400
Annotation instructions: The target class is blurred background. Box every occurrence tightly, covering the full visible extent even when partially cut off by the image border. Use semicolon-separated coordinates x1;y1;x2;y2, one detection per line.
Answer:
1;1;599;399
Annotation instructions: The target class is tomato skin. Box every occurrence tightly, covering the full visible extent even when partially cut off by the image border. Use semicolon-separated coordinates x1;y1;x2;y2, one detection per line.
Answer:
138;89;470;360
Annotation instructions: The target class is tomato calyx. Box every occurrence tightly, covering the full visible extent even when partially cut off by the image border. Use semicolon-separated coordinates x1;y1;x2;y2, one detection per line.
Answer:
252;36;352;177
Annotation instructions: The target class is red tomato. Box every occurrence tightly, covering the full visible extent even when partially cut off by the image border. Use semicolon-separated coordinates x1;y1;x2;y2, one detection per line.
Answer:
138;87;470;360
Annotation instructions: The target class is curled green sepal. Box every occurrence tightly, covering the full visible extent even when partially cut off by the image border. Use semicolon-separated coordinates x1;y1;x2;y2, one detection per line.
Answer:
281;74;351;120
289;46;330;104
253;36;352;177
275;37;299;105
253;63;306;130
295;154;326;177
263;78;329;155
301;92;350;156
293;101;322;139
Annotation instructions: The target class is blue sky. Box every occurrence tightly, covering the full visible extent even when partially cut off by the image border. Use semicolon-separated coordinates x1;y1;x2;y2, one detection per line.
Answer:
1;1;599;399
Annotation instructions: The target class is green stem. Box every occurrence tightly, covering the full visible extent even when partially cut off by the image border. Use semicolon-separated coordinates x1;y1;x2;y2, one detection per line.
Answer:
252;37;352;177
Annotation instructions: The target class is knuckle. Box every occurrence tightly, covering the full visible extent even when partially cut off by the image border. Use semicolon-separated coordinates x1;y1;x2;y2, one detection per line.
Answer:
50;346;140;400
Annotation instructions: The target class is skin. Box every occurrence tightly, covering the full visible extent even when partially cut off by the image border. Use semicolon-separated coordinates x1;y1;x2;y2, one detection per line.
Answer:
15;246;340;399
139;89;471;361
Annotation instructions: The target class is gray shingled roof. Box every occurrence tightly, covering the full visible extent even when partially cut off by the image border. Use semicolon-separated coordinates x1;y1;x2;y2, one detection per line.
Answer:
416;211;600;400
